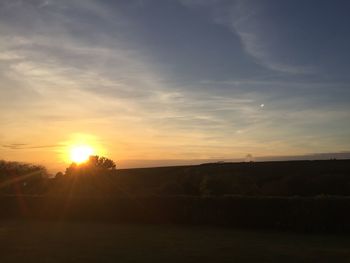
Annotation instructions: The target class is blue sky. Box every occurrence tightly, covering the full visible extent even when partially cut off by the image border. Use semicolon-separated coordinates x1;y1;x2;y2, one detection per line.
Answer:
0;0;349;169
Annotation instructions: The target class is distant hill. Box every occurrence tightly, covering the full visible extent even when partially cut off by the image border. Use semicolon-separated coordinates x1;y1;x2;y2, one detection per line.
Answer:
116;152;350;168
105;159;350;197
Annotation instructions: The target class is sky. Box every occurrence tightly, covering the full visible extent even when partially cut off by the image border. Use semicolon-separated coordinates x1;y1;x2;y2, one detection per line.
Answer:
1;0;350;171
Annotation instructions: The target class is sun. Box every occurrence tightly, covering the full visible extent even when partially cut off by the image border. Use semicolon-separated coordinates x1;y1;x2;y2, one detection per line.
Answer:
70;145;94;164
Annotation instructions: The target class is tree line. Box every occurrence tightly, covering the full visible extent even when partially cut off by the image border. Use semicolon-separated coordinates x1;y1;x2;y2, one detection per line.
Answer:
1;158;350;197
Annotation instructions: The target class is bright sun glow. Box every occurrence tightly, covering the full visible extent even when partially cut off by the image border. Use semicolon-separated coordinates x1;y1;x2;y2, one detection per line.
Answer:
70;145;94;163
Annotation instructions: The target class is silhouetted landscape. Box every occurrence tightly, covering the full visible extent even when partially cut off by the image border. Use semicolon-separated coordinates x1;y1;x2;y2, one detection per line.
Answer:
1;158;350;230
1;158;350;262
2;0;350;262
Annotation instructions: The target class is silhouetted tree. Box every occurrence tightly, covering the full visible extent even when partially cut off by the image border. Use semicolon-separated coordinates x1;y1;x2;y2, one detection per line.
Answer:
65;155;117;176
245;154;254;162
55;172;64;179
0;160;48;194
88;156;116;170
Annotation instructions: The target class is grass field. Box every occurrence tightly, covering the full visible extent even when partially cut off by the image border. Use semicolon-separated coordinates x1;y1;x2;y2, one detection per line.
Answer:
0;221;349;262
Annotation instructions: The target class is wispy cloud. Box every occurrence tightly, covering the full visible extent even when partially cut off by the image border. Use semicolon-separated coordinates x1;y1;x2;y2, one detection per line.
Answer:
2;143;63;150
229;1;314;74
181;0;314;74
231;26;313;74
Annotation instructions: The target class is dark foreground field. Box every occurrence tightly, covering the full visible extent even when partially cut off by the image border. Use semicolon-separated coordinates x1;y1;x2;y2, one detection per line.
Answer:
1;221;349;263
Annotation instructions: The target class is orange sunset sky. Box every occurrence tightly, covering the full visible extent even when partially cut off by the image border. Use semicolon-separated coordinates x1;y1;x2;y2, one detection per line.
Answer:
1;1;350;172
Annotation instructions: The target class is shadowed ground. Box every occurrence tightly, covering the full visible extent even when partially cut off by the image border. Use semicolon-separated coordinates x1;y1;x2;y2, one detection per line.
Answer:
0;221;349;262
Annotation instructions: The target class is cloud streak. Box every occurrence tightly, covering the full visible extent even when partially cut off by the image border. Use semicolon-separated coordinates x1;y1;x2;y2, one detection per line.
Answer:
2;143;63;150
